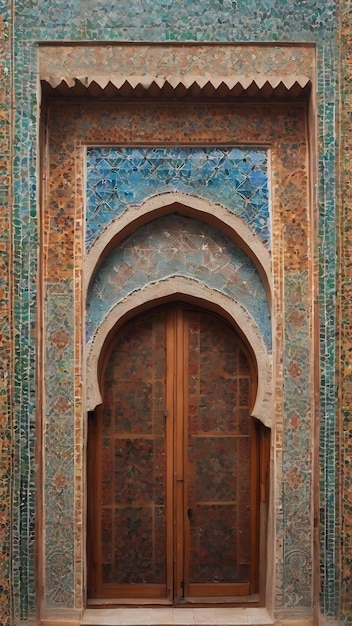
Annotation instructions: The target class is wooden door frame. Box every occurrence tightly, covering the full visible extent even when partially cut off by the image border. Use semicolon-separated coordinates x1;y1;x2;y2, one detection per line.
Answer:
87;301;270;606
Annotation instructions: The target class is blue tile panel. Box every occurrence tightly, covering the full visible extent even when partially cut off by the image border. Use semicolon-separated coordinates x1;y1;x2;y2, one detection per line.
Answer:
86;147;269;251
86;213;271;349
11;37;39;625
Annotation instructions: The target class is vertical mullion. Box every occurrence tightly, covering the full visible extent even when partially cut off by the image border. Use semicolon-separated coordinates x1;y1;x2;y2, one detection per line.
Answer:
236;347;241;582
183;310;191;597
96;405;103;596
250;375;259;592
166;309;175;602
152;318;156;583
175;306;185;600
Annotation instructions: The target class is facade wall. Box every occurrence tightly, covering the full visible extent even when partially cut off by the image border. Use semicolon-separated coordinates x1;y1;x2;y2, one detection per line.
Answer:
0;0;349;624
0;1;12;625
338;1;352;622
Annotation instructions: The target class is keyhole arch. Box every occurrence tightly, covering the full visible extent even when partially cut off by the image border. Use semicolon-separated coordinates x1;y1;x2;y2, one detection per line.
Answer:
86;278;272;428
87;299;267;602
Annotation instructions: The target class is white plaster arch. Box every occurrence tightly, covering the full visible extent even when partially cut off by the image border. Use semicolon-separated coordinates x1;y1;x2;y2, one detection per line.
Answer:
85;192;272;302
86;277;273;428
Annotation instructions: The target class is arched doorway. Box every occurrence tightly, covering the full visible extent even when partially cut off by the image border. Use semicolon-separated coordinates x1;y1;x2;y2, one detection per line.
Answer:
87;302;269;604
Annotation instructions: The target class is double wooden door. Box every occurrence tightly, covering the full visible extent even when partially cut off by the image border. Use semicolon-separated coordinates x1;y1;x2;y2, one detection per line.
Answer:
87;304;261;603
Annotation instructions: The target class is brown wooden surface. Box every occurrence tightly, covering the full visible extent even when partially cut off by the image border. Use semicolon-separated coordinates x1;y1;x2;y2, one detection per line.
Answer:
87;303;265;604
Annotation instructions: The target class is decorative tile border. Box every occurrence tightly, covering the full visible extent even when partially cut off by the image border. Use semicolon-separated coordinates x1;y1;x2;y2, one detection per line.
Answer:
12;37;39;626
39;44;315;80
316;37;339;618
86;147;269;251
0;4;13;626
0;8;337;624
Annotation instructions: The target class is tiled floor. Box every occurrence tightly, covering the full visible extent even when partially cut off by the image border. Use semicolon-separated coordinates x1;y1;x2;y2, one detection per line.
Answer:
81;607;273;625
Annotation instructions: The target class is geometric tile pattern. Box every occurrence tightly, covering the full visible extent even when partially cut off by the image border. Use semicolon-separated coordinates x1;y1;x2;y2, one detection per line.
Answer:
86;147;269;251
4;9;338;624
45;287;75;606
86;214;271;348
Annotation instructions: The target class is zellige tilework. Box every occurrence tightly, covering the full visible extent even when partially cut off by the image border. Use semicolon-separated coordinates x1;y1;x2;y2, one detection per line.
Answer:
86;147;269;251
0;0;340;620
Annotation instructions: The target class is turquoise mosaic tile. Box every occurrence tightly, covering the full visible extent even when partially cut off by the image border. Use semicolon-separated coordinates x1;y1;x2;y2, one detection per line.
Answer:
0;2;12;623
339;8;352;618
11;38;39;624
86;147;269;251
317;43;340;618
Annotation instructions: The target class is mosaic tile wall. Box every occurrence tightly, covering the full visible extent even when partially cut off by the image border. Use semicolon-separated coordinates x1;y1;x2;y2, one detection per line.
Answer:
317;37;340;619
86;147;270;251
0;1;12;625
11;38;39;626
0;0;342;624
43;98;311;620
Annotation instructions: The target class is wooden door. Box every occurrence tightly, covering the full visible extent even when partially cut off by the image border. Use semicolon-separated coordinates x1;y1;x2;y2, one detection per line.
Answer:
87;304;261;603
87;308;172;601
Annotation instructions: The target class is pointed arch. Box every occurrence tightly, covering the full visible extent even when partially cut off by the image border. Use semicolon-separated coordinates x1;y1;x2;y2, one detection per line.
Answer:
84;192;272;303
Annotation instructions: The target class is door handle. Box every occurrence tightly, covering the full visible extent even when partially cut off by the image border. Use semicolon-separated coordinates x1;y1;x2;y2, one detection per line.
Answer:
187;508;193;521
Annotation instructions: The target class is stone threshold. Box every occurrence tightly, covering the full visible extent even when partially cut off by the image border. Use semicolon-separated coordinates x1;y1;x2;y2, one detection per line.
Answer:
81;607;273;626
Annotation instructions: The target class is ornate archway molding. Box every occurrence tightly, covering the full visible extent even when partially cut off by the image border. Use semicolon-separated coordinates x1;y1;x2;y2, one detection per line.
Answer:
84;192;272;302
86;276;273;428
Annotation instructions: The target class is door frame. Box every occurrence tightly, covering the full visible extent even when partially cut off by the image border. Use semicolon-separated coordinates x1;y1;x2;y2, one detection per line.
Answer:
87;300;270;606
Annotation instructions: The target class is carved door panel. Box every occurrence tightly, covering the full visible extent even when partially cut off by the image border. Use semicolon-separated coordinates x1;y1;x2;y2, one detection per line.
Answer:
87;304;259;603
88;309;171;601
